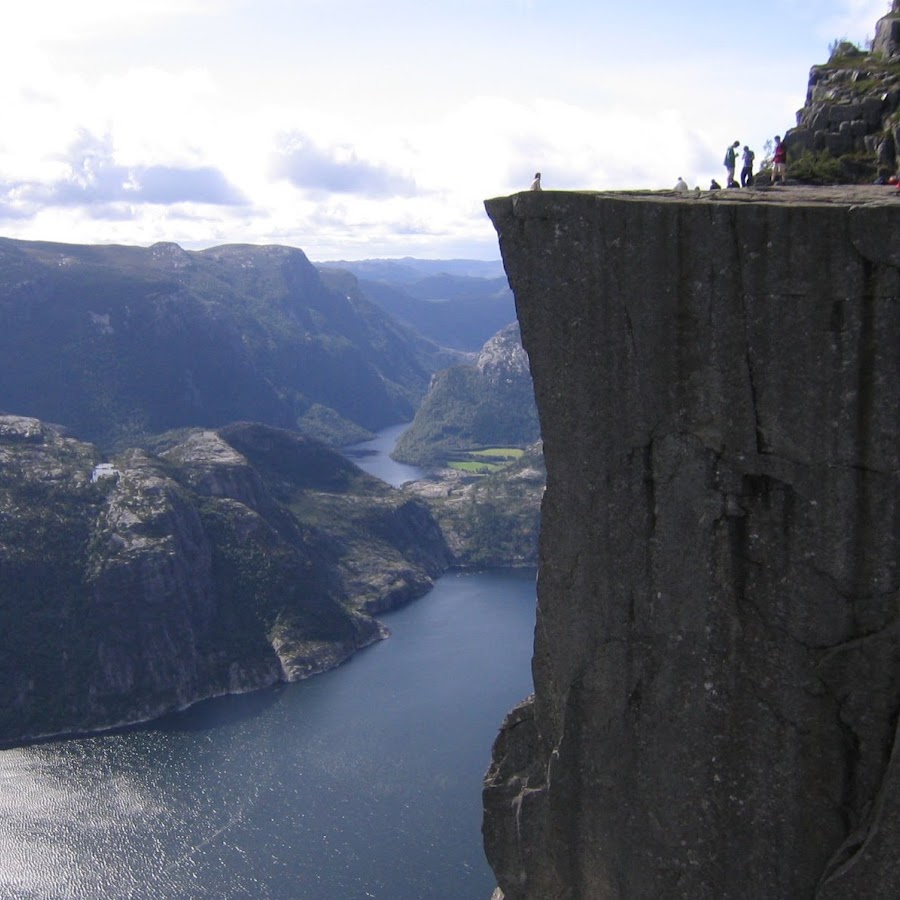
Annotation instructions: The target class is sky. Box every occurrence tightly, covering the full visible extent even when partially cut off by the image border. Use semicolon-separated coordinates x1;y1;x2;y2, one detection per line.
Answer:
0;0;891;260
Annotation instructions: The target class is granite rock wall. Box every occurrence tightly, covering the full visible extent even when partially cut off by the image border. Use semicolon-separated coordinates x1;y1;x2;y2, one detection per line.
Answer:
483;188;900;899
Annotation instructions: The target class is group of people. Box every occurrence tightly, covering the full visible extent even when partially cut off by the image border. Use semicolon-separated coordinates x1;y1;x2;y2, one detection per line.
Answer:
673;135;788;193
722;135;787;188
534;133;791;195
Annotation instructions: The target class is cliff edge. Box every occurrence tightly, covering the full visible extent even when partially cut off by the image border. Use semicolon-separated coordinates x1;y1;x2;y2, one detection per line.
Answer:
483;187;900;898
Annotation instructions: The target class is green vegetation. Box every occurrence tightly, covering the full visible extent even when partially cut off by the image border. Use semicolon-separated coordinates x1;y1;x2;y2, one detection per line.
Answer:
820;33;900;77
449;460;503;474
469;448;524;459
446;447;526;475
788;148;878;184
393;325;539;466
826;39;867;64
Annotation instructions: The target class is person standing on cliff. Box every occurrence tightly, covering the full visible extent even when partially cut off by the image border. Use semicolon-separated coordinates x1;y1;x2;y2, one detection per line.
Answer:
772;136;787;186
530;172;542;191
740;145;755;187
724;140;740;187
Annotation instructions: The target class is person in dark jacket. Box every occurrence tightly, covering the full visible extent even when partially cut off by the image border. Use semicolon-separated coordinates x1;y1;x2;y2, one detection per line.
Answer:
740;145;755;187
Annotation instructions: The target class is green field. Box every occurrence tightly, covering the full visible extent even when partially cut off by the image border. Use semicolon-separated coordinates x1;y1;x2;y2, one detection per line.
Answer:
446;447;525;474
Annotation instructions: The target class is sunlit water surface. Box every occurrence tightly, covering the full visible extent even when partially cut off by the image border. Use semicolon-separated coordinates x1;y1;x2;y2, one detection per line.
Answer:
0;568;536;899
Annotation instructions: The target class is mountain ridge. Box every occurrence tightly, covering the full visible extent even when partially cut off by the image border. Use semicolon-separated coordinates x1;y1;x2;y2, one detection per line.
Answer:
0;237;457;450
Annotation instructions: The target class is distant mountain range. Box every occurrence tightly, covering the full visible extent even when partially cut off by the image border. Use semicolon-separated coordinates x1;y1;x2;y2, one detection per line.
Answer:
317;257;516;352
0;238;465;451
317;257;505;283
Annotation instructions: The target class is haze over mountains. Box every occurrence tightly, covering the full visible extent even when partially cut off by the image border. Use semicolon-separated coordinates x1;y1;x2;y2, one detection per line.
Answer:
0;235;541;745
0;238;469;451
318;257;515;352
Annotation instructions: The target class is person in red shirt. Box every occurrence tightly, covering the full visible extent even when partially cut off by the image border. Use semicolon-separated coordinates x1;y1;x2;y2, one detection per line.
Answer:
772;135;787;186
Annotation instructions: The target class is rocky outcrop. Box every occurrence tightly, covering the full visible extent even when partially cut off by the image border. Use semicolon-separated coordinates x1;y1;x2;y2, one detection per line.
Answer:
785;4;900;178
874;1;900;60
0;416;451;747
476;322;532;383
483;188;900;898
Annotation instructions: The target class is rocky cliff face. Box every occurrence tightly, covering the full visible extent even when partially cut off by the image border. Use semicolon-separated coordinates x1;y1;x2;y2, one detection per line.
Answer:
0;416;450;747
483;188;900;898
785;4;900;179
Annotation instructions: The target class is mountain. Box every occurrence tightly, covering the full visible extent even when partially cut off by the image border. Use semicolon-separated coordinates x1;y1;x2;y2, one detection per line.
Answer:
0;238;453;450
317;258;515;351
0;415;450;747
317;257;505;283
392;322;540;466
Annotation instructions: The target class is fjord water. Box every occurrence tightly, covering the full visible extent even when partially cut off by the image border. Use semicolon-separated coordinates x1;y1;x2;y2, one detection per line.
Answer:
0;427;537;900
342;423;425;487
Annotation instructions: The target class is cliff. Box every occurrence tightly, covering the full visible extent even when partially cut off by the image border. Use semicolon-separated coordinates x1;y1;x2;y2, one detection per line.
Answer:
483;187;900;898
0;416;450;747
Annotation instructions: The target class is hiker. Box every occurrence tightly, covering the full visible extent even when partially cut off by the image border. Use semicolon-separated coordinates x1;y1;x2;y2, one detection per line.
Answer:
529;172;542;191
675;176;689;191
741;145;755;187
709;178;722;190
724;140;740;187
772;136;787;185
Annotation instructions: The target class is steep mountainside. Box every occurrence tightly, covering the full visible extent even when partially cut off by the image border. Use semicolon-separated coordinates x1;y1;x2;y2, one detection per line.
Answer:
0;415;450;747
392;322;540;466
0;238;447;450
484;187;899;899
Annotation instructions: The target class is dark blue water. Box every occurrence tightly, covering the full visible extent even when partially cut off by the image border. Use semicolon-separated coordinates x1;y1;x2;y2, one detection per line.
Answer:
343;424;425;487
0;568;537;900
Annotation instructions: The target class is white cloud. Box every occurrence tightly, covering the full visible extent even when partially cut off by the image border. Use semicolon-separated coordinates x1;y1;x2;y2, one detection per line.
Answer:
0;0;893;258
5;0;225;43
820;0;893;44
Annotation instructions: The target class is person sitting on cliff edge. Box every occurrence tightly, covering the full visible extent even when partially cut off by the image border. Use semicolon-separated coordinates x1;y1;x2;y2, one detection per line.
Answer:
529;172;542;191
